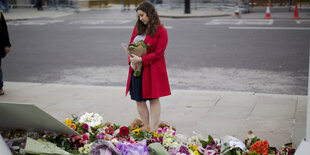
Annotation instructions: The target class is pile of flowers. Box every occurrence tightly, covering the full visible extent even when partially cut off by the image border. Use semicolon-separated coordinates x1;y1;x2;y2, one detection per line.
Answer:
1;112;296;155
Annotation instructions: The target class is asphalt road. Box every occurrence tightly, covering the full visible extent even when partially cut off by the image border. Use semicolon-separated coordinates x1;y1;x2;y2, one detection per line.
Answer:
3;10;310;95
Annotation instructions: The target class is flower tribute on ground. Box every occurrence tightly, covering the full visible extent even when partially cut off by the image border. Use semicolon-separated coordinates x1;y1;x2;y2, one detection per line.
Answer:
1;112;296;155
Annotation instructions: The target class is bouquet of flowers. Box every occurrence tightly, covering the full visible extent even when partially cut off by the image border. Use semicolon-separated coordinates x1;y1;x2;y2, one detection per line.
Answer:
1;112;297;155
127;41;150;77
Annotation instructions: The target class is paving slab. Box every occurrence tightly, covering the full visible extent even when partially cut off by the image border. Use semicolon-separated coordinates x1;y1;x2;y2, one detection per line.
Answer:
0;81;307;149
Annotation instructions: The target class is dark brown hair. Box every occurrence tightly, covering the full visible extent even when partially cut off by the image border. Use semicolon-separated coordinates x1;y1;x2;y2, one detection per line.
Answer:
135;1;162;36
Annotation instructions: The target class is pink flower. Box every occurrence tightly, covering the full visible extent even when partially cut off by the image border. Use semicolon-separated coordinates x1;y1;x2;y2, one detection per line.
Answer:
157;128;163;134
198;146;206;154
82;133;89;144
82;123;89;130
172;131;176;136
163;127;169;132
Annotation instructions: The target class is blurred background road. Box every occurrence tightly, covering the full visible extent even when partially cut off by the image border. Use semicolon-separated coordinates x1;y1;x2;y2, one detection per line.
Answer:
3;7;309;95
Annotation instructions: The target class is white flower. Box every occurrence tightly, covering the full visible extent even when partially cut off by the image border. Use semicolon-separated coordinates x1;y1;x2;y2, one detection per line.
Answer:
171;142;181;149
221;136;246;150
187;136;201;146
229;141;246;150
175;134;187;145
163;138;173;145
79;112;104;127
221;136;240;144
78;143;93;153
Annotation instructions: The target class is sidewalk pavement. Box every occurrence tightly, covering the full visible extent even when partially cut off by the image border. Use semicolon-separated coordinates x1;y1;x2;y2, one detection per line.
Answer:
2;4;310;20
0;81;307;148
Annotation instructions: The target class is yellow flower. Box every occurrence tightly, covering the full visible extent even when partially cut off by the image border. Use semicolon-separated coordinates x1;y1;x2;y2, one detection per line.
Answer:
70;123;77;130
193;150;200;155
65;118;72;126
189;145;198;152
153;132;159;138
132;128;140;134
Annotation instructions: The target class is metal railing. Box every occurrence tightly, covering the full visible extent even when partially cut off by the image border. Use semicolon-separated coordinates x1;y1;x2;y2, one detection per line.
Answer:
158;0;249;11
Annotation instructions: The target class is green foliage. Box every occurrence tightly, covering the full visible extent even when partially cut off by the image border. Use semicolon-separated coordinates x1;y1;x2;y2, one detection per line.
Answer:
49;135;72;151
134;71;141;77
249;151;260;155
113;124;120;130
132;131;151;142
128;41;150;51
223;148;244;155
89;133;97;142
200;135;214;148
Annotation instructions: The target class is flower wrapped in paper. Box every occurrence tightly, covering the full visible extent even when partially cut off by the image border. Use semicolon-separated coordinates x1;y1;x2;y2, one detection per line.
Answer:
127;41;150;77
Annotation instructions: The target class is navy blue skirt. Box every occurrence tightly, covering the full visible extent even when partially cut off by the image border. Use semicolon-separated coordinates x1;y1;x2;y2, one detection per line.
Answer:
129;68;151;101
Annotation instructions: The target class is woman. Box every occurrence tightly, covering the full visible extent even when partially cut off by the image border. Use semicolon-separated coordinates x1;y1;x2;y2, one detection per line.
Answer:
126;1;171;130
0;12;11;95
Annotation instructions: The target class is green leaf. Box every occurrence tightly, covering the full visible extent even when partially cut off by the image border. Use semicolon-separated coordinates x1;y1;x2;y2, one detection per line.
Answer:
221;146;232;154
249;137;260;147
113;124;120;130
200;139;208;148
134;71;141;77
207;135;214;144
250;151;260;155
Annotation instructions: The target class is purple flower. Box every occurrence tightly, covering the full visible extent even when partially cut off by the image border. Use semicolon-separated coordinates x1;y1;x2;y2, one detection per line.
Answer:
206;141;220;153
179;145;190;155
90;140;121;155
117;140;149;154
96;133;104;140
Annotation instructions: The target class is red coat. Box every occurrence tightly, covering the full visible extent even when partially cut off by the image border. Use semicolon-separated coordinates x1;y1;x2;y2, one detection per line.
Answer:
125;26;171;99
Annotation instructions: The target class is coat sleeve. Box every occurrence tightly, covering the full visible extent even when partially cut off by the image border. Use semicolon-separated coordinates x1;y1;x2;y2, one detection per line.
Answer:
141;27;167;66
1;13;11;47
128;27;137;65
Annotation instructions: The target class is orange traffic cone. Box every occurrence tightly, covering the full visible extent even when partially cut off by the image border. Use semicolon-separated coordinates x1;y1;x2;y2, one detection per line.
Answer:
293;3;300;19
264;3;271;19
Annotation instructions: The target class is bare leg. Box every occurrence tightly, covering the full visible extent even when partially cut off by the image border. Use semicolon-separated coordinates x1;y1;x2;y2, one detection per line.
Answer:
150;98;161;130
136;101;150;127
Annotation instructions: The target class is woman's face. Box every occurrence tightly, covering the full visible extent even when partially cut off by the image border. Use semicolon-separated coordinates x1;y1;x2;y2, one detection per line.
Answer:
137;10;149;25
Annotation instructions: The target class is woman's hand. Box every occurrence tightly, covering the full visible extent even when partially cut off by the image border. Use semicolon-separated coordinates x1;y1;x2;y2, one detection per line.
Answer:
4;47;10;54
130;54;142;64
130;62;137;70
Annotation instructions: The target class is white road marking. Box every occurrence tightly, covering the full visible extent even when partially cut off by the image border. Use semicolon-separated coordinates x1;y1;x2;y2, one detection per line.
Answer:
69;20;131;25
205;19;274;25
229;26;310;30
7;20;64;26
295;20;310;24
79;26;173;29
